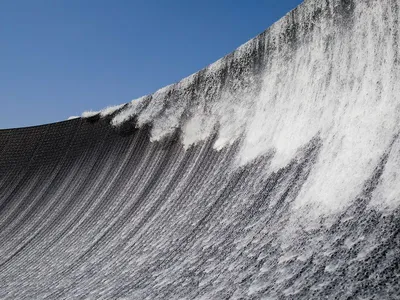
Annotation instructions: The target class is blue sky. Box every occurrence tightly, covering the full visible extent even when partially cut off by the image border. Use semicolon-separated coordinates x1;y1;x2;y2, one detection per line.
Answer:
0;0;303;128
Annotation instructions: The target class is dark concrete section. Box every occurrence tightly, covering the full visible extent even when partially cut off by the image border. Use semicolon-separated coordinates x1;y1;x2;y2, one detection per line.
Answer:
0;119;398;299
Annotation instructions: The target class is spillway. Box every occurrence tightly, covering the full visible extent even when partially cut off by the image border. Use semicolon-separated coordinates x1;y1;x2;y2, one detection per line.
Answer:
1;0;400;299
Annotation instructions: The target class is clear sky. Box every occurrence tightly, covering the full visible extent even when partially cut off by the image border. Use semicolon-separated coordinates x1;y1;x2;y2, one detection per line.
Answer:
0;0;303;128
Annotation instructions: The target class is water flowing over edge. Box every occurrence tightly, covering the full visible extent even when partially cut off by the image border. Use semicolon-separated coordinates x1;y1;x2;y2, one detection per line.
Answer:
82;0;400;216
0;1;399;298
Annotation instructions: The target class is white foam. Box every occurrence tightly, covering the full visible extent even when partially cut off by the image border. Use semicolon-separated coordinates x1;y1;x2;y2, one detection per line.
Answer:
240;0;400;213
97;0;400;215
81;110;99;118
99;104;125;117
111;96;149;127
137;85;175;128
182;113;217;149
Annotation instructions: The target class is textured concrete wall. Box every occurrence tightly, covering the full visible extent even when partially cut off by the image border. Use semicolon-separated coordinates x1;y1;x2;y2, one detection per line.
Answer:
1;0;400;299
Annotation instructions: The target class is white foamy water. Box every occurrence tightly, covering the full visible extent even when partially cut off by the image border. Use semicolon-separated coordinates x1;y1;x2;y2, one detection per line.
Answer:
84;0;400;215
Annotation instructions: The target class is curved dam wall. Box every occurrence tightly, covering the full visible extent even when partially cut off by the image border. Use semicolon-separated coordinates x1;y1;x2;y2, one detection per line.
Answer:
1;0;400;299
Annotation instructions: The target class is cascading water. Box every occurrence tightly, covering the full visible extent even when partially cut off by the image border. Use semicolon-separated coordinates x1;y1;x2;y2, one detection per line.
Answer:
1;0;399;299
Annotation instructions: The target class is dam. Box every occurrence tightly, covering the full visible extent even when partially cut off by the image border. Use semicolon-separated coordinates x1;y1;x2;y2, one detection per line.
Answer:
1;0;400;298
